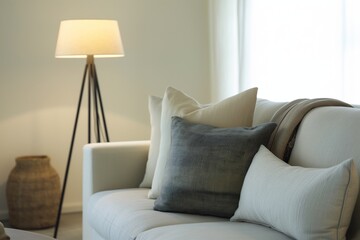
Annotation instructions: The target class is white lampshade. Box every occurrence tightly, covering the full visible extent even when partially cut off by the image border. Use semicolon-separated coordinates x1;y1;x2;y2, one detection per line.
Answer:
55;19;124;58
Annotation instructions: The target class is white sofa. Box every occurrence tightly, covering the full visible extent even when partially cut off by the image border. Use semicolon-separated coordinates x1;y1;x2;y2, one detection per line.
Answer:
83;98;360;240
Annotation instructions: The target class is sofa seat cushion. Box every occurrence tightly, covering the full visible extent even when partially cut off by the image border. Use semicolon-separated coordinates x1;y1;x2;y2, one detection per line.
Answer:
87;188;226;240
136;222;292;240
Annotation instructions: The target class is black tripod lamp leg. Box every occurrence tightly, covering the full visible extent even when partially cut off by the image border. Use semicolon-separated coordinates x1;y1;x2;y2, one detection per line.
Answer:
53;64;88;239
91;64;101;143
93;64;110;142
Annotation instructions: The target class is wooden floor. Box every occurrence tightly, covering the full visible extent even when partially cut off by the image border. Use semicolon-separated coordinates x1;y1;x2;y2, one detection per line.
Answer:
3;212;82;240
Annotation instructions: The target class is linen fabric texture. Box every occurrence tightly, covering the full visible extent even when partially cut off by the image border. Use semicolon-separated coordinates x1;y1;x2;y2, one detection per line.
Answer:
231;145;359;240
149;87;258;199
154;117;277;218
87;189;226;240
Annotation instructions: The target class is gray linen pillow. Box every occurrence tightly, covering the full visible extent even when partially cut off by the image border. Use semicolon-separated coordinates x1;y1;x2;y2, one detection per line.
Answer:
154;117;277;218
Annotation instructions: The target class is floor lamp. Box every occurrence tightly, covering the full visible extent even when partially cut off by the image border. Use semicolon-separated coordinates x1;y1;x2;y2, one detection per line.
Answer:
53;19;124;238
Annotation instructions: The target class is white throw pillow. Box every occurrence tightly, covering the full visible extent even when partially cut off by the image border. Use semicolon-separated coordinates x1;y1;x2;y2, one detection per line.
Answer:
139;96;162;188
148;87;258;199
231;145;359;240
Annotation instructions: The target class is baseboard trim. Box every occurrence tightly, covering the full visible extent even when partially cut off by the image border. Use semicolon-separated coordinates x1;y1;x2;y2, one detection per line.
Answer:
62;202;82;214
0;202;82;221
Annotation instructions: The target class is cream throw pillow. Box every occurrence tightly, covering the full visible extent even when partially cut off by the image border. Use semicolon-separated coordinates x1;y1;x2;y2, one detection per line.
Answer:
148;87;258;199
140;96;162;188
231;145;359;240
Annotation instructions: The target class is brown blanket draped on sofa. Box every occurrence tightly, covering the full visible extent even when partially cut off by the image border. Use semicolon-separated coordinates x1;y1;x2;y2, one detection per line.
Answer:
268;98;352;161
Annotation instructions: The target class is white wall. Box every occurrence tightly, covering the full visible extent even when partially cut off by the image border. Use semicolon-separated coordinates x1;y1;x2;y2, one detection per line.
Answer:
0;0;210;218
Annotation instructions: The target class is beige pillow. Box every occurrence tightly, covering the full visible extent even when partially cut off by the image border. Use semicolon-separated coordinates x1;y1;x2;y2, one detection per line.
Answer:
140;96;163;188
148;87;258;199
231;145;359;240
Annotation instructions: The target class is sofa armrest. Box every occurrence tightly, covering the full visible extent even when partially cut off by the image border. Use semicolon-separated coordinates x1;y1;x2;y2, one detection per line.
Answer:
82;140;150;240
83;140;150;197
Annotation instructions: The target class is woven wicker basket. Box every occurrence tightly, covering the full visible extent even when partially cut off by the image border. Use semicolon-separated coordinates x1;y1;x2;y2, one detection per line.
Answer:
6;155;60;229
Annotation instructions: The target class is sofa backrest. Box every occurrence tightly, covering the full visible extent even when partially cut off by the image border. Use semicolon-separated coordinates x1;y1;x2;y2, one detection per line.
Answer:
253;99;287;126
288;106;360;239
